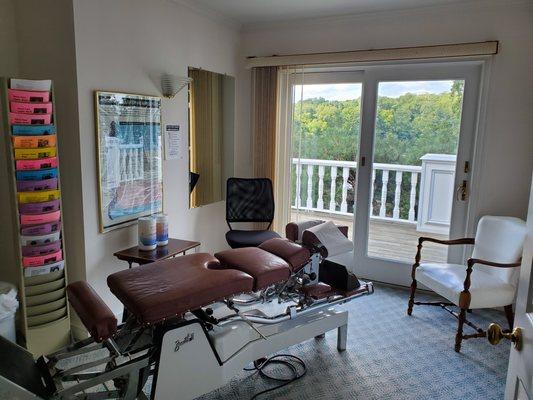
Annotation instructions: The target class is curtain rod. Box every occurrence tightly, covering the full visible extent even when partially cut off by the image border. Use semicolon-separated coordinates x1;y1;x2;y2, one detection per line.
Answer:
246;41;498;69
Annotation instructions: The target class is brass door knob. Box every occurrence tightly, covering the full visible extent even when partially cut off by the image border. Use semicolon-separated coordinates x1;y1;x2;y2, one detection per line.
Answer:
487;323;522;351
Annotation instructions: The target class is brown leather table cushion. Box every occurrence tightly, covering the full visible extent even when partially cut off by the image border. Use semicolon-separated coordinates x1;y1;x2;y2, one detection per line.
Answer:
107;253;253;325
214;247;291;291
258;238;310;272
67;281;117;342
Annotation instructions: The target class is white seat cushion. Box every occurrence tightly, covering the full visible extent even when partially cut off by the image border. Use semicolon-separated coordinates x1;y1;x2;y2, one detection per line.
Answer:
416;263;516;309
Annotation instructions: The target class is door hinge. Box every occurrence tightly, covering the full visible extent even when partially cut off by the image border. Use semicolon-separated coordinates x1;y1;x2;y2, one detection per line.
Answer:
464;161;470;173
361;156;366;167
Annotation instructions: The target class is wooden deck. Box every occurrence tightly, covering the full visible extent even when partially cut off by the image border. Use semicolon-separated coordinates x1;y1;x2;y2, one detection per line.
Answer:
291;211;448;263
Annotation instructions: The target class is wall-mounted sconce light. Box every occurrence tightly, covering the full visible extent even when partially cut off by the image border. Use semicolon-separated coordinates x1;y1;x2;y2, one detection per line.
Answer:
160;73;192;99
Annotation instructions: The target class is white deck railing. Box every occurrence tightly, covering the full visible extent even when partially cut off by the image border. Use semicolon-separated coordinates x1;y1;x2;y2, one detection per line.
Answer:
292;158;422;223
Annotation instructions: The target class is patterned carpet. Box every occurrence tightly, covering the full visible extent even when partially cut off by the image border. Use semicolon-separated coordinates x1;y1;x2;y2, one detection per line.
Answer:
184;283;509;400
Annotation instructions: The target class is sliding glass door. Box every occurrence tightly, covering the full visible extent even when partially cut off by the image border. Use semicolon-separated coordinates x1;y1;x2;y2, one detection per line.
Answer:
354;62;483;285
283;62;483;286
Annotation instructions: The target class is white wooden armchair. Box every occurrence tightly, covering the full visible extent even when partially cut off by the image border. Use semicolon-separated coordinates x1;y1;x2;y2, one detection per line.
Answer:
407;216;527;352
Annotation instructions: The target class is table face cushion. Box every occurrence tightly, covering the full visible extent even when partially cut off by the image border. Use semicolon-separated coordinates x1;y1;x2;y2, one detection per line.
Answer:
214;247;292;291
107;253;253;324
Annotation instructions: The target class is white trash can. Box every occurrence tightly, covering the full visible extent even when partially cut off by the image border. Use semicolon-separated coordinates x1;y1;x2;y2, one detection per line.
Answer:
0;282;19;342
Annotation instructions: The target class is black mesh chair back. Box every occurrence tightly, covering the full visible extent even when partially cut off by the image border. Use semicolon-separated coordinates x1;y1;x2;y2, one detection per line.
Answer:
226;178;275;230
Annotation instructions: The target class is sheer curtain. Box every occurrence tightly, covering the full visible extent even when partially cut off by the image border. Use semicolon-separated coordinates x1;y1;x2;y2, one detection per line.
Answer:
272;66;307;233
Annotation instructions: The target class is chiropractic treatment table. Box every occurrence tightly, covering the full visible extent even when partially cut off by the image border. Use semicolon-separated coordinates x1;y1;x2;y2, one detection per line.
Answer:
0;222;371;400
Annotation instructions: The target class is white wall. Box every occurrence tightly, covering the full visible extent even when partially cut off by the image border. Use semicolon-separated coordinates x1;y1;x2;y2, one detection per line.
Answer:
14;0;87;287
241;1;533;223
0;0;18;77
0;0;19;287
72;0;242;315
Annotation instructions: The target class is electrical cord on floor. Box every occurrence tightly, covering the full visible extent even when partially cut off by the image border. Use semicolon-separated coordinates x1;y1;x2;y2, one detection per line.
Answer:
244;354;307;399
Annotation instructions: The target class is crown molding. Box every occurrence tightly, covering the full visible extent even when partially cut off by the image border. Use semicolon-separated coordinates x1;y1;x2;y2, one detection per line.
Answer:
167;0;242;31
241;0;532;33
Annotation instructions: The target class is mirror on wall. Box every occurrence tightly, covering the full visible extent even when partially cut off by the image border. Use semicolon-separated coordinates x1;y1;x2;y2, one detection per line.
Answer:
188;67;235;209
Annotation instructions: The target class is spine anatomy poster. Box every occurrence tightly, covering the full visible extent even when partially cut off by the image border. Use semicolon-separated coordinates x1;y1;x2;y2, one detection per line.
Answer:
95;91;162;232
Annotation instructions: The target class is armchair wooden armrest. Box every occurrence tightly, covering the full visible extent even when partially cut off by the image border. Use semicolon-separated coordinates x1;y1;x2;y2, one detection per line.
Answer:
467;258;521;269
419;237;475;246
459;258;522;309
414;237;475;267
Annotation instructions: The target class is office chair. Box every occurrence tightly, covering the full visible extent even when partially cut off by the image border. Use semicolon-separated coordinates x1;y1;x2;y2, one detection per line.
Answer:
225;177;281;248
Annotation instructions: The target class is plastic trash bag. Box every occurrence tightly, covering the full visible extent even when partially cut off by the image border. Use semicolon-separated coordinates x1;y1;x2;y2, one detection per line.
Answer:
0;282;18;321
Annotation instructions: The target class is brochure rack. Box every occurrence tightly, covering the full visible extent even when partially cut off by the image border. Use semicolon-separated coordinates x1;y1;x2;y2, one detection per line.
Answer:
1;78;71;356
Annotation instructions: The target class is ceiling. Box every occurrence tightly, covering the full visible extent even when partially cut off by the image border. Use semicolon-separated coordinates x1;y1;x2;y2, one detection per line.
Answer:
187;0;467;25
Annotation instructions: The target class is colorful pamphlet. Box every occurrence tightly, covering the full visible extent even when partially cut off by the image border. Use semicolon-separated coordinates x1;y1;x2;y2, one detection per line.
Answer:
20;221;61;236
12;124;56;135
21;241;61;257
10;102;53;114
10;79;52;92
22;250;62;267
20;210;61;226
16;157;58;170
20;231;61;246
23;260;65;277
12;134;56;149
16;177;58;192
8;89;50;103
17;189;60;204
16;168;58;181
20;213;59;227
19;200;60;214
14;147;56;160
9;112;52;125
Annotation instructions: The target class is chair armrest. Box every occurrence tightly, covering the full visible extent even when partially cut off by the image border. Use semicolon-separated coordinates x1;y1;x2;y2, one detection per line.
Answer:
467;258;521;269
419;237;475;246
458;258;521;309
412;237;475;276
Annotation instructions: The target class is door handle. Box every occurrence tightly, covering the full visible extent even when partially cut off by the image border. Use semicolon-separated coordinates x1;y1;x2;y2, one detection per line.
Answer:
456;180;468;201
487;323;522;351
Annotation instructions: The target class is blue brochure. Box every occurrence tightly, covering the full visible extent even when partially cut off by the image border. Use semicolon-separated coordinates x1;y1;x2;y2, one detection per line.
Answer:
12;124;56;135
16;168;58;181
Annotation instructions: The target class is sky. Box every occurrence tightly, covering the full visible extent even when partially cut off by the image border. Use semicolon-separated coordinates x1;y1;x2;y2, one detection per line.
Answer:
295;80;455;101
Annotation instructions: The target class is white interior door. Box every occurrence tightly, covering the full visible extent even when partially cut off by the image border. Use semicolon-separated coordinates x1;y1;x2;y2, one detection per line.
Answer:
504;176;533;400
353;61;484;286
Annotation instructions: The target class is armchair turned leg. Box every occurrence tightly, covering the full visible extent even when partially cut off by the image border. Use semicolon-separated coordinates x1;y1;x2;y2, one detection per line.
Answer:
455;308;466;352
407;279;417;316
504;305;514;331
408;240;423;316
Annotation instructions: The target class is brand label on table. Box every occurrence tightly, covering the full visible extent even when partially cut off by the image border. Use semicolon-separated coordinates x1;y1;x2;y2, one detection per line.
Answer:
174;332;194;352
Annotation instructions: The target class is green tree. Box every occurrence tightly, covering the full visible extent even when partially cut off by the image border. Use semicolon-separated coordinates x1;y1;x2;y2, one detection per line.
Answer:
292;80;463;166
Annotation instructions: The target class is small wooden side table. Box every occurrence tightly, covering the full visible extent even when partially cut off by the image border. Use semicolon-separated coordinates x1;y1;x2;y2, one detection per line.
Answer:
113;238;201;269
